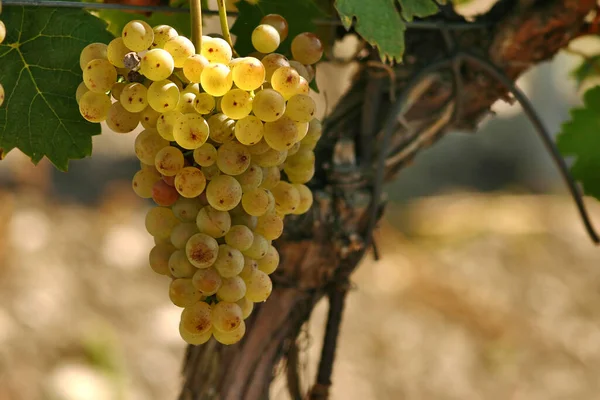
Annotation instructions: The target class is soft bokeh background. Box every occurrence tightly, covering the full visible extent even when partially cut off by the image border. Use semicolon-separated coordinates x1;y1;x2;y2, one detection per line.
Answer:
1;4;600;400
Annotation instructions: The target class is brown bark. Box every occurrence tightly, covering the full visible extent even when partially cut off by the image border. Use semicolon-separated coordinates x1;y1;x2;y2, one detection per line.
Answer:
180;1;596;399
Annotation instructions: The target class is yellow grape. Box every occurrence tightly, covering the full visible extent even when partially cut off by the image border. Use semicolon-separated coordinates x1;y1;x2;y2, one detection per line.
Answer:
201;37;233;64
295;121;309;141
183;54;209;83
173;113;209;149
173;197;203;222
264;116;299;151
217;276;247;302
241;233;269;259
291;32;324;65
164;35;196;68
83;59;116;93
207;114;235;144
254;211;283;240
216;141;251;176
231;213;257;231
175;166;207;198
151;25;178;49
122;20;153;51
154;146;185;176
80;43;108;70
148;79;180;112
134;129;169;164
261;14;289;41
196;205;231;238
140;106;161;129
237;297;254;319
106;101;140;133
261;53;290;81
107;37;130;68
156;110;183;141
271;181;300;214
259;166;280;190
140;49;175;81
292;184;313;214
132;168;161;198
257;245;279;274
213;244;244;278
251;24;280;54
193;143;217;167
145;206;180;240
224;225;254;251
186;233;219;268
244;269;272;302
301;118;322;149
201;164;221;181
194;93;216;114
252;89;286;122
192;267;222;296
289;60;310;81
181;301;213;335
76;81;89;103
78;92;111;123
285;94;316;123
170;222;199;249
235;163;263;192
206;175;243;211
232;57;266;91
239;256;258;280
169;278;202;307
169;248;198;278
179;323;212;345
235;116;264;145
200;63;233;97
253;148;287;168
149;243;176;276
211;302;243;333
286;164;315;184
213;320;245;345
241;188;271;216
271;66;300;99
221;89;253;120
248;139;271;155
177;92;197;114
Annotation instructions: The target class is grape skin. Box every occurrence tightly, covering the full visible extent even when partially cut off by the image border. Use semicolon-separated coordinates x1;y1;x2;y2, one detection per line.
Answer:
186;233;219;268
148;79;180;112
232;57;266;91
221;89;253;120
235;163;263;192
132;168;161;199
156;110;182;141
107;37;130;68
224;225;254;251
173;113;210;149
255;211;284;240
193;143;217;167
271;66;301;99
244;269;272;302
216;141;251;176
83;59;117;93
173;197;203;222
194;93;216;115
122;20;154;51
261;53;290;81
154;146;185;177
206;175;243;211
192;267;222;296
285;94;316;123
149;243;176;276
152;179;179;206
271;181;301;214
213;244;245;278
135;130;169;165
140;49;175;82
164;36;196;68
145;207;180;240
175;166;207;198
200;63;233;97
183;54;209;83
242;188;271;217
80;43;108;70
151;25;178;49
217;276;247;303
264;116;299;151
291;32;324;65
252;89;286;122
242;233;269;259
201;37;233;64
106;101;140;133
260;14;289;41
79;92;111;123
235;116;264;146
170;222;199;249
196;205;231;238
181;301;213;335
169;278;202;307
211;301;243;333
252;24;280;54
257;245;279;274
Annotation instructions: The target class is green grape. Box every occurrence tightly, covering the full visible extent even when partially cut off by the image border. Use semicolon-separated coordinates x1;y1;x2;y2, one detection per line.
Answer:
193;143;217;167
261;53;290;81
211;302;243;333
145;206;180;240
147;79;180;112
236;297;254;319
173;113;209;149
242;233;269;259
152;179;179;206
289;60;310;81
213;244;244;278
241;188;271;216
200;63;233;97
192;267;222;296
221;89;253;120
208;114;236;144
255;211;283;240
149;243;176;276
285;94;316;123
271;66;300;99
196;205;231;238
272;181;301;214
231;213;257;231
264;116;299;151
259;166;280;189
292;184;313;214
301;118;322;150
244;269;272;302
176;92;197;114
235;116;264;146
253;148;287;168
294;121;309;141
248;139;271;155
135;129;169;164
181;301;213;335
287;141;301;157
156;110;183;141
106;101;140;133
78;92;111;122
122;20;153;51
107;37;130;68
224;225;254;251
173;197;203;222
239;256;258;280
235;163;262;192
151;25;178;49
183;54;210;84
201;37;233;64
140;49;175;82
206;175;242;211
291;32;324;65
201;164;221;181
80;43;108;70
217;276;246;303
140;106;161;129
257;245;279;274
83;59;116;93
251;24;280;54
216;141;251;176
154;146;185;176
261;14;289;41
76;81;89;103
194;93;216;114
179;323;212;345
164;35;195;68
252;89;286;122
286;165;315;184
186;233;219;268
132;168;161;198
169;278;202;307
232;57;265;91
170;222;199;250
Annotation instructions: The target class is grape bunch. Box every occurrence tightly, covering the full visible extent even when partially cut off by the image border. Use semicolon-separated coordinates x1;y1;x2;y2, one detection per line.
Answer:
0;4;6;107
76;15;323;345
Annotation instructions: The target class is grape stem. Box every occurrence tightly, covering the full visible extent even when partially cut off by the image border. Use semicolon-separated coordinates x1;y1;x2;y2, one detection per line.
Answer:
190;0;202;54
216;0;239;57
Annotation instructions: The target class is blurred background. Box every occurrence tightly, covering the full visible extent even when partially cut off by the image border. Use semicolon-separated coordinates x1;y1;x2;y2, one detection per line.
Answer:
1;2;600;400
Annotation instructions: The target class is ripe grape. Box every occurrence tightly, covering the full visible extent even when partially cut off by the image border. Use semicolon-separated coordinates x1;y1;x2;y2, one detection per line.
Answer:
252;89;286;122
186;233;219;268
248;139;271;155
140;49;175;81
180;324;212;345
175;166;207;198
194;93;216;114
252;24;280;54
216;141;251;176
232;57;265;91
255;211;283;240
152;179;179;206
181;301;213;335
292;184;313;214
291;32;324;65
135;129;169;164
107;37;130;68
154;146;184;176
242;188;271;216
301;118;322;150
106;101;140;133
80;43;108;70
285;94;316;123
213;244;244;277
192;267;222;296
201;164;221;181
285;146;315;171
183;54;209;83
147;79;180;112
164;35;195;67
235;116;264;146
176;92;197;114
213;320;245;345
244;269;272;302
79;92;111;122
140;106;161;129
196;205;231;238
253;148;287;168
261;14;289;41
170;222;199;249
173;197;203;222
239;256;258;280
236;297;254;319
169;278;202;307
221;89;253;120
257;245;279;274
295;121;309;141
217;276;246;302
201;37;233;64
151;25;178;49
224;225;254;251
211;301;243;333
122;20;154;52
132;168;161;198
208;114;235;143
173;113;209;149
261;53;290;81
145;206;180;240
193;143;217;167
156;110;182;141
149;243;176;275
296;76;310;95
289;60;310;81
200;63;233;97
83;59;116;93
231;213;258;231
206;175;243;211
235;163;263;192
259;166;280;190
271;182;300;214
286;165;315;184
264;116;299;151
305;64;316;82
76;81;89;103
242;233;269;259
271;66;300;99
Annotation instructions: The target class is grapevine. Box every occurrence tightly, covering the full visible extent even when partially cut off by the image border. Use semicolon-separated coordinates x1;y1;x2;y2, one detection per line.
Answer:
76;3;323;345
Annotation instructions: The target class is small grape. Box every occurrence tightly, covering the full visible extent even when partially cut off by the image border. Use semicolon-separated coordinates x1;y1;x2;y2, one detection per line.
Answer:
232;57;266;91
79;92;111;123
164;36;195;68
271;66;300;99
193;143;217;167
149;243;176;275
288;61;310;81
80;43;108;70
213;244;244;278
242;233;269;259
173;113;209;149
252;24;280;54
169;278;202;307
285;165;315;184
154;146;185;176
152;179;180;206
122;20;153;51
212;302;243;333
145;206;180;240
244;269;272;302
76;81;89;104
107;37;130;68
252;89;286;122
241;188;271;217
181;301;213;335
200;63;233;97
253;148;287;168
156;110;183;141
272;182;300;214
301;118;322;150
213;319;245;345
235;116;264;146
83;59;116;93
260;166;280;190
140;49;175;81
183;54;209;83
196;205;231;238
135;129;169;164
260;14;289;41
208;114;236;144
248;139;271;155
217;276;246;303
106;101;140;133
285;146;315;171
194;93;216;114
132;168;161;198
192;267;222;296
261;53;290;81
237;297;254;319
140;106;161;129
285;94;316;123
174;167;207;198
221;89;253;120
224;225;254;251
257;245;279;274
170;222;199;249
296;76;310;96
291;32;323;65
235;163;263;192
231;213;258;231
216;141;251;176
255;211;283;240
151;25;178;49
172;197;203;222
292;184;314;214
201;164;222;181
206;175;243;211
287;141;301;157
201;37;233;64
305;64;316;82
264;116;299;151
239;256;258;280
295;121;309;141
186;233;219;268
148;79;180;112
176;92;197;114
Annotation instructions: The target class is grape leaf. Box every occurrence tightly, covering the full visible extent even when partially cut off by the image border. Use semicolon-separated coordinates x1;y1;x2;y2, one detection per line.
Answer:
335;0;440;62
556;86;600;200
0;7;114;170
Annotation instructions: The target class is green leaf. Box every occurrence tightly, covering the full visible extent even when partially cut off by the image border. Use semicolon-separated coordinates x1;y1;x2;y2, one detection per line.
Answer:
0;7;114;170
97;9;191;39
335;0;440;62
571;55;600;87
557;86;600;201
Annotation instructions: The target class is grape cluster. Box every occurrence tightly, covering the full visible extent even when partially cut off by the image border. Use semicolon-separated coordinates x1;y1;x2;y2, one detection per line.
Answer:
0;4;6;107
77;15;323;345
